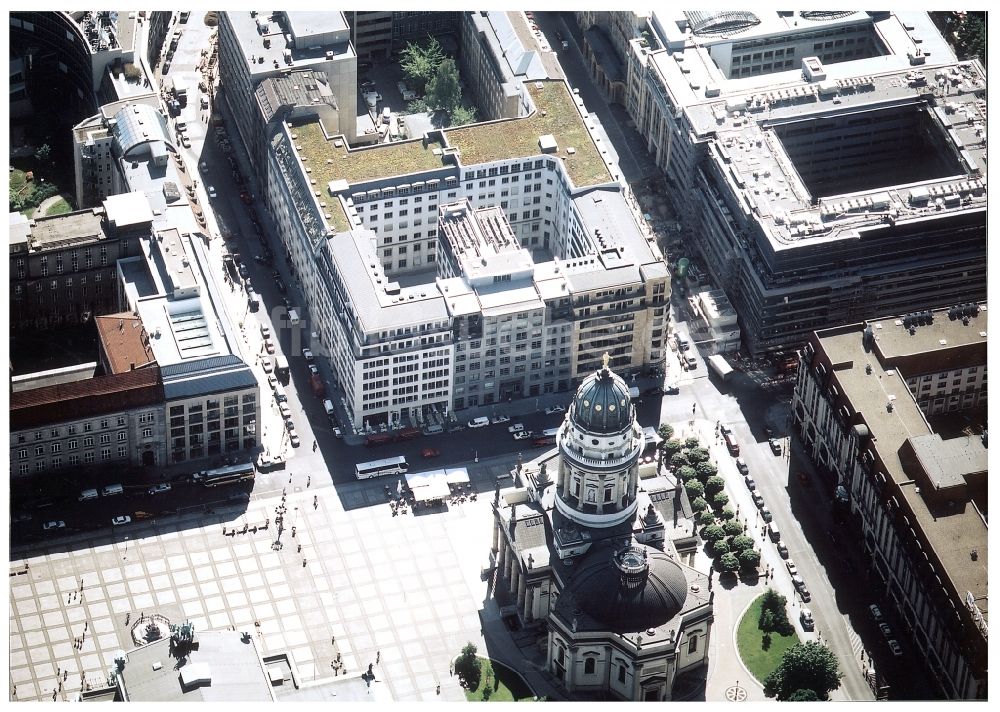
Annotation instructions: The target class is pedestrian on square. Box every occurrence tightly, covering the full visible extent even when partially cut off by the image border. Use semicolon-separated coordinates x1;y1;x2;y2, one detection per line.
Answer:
376;651;380;664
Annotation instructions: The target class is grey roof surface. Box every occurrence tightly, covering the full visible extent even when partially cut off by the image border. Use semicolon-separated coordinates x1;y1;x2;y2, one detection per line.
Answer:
161;355;257;400
25;209;106;249
326;231;449;333
256;70;337;124
907;433;988;488
572;188;659;266
118;632;274;702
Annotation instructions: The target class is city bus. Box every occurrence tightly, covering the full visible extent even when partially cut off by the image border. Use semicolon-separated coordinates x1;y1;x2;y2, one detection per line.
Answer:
192;462;256;487
355;456;409;480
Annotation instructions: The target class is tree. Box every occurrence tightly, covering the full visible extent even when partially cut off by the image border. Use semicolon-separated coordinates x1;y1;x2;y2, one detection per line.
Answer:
687;446;710;464
723;519;743;536
449;104;477;127
731;534;755;552
662;438;682;458
712;539;729;557
670;452;689;468
426;58;461;112
761;588;787;615
718;505;736;521
685;479;705;501
718;552;740;573
955;12;986;63
701;524;725;544
705;475;726;497
455;643;481;690
690;496;708;513
658;423;675;441
34;143;51;166
788;689;820;702
684;436;700;449
763;642;843;700
739;548;761;569
712;491;729;510
401;36;446;94
694;460;717;479
696;509;716;526
676;465;697;482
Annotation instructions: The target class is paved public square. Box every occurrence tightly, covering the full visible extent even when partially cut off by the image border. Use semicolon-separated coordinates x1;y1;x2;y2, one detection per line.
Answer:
9;473;494;702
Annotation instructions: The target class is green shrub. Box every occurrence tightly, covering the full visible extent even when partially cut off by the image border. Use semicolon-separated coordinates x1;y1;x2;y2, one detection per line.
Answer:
684;436;701;449
723;519;744;536
687;446;711;464
712;491;729;510
690;496;708;513
696;509;716;526
705;475;726;496
685;479;705;500
718;505;736;521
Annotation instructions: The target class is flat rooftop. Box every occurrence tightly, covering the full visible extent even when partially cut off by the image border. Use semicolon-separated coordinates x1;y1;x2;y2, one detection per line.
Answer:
646;10;986;251
814;311;987;631
290;79;613;200
23;209;106;251
224;10;353;80
118;631;275;702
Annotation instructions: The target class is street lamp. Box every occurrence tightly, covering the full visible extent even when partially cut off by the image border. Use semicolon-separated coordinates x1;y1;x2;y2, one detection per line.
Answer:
474;449;479;463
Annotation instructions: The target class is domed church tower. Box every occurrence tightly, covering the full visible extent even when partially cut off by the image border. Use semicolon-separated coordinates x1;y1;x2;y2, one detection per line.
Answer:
553;353;644;529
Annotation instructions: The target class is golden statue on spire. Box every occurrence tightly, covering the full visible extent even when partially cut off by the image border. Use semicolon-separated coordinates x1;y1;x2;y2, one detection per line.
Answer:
602;352;611;369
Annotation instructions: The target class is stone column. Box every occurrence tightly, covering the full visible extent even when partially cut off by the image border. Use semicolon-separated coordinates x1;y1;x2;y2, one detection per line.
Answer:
510;562;521;600
491;518;500;554
517;574;527;612
523;585;534;622
496;532;508;584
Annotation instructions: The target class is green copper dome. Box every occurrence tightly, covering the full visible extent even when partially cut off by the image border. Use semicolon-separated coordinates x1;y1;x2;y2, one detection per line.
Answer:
571;354;633;435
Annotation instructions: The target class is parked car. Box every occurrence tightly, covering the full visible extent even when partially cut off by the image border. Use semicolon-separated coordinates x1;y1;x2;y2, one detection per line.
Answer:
663;383;680;395
199;161;208;174
800;608;815;631
279;403;292;419
492;415;511;424
791;575;810;601
468;417;490;429
264;338;275;354
878;622;893;639
760;505;773;522
776;540;789;558
421;448;440;458
545;405;565;415
148;484;172;495
360;80;376;89
43;520;66;531
267;374;278;389
684;354;698;369
309;364;320;375
769;437;782;455
785;559;798;576
735;457;748;474
289;431;301;447
207;186;217;199
869;604;884;622
513;431;532;440
887;640;903;657
302;348;314;361
744;475;756;490
111;515;132;526
508;423;525;434
752;491;765;508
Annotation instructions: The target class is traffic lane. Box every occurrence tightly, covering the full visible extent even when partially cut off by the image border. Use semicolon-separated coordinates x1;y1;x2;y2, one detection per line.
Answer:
11;479;253;545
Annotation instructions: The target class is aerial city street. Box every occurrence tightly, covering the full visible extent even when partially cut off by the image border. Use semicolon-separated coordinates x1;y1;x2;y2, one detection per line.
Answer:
8;9;987;703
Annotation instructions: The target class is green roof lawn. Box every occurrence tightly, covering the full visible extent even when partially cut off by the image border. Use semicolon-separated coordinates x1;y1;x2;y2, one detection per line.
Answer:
292;122;446;188
291;80;612;206
447;80;612;188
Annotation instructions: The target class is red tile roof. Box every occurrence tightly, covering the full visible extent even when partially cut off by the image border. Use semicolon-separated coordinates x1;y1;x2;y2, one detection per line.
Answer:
11;367;164;429
95;313;157;374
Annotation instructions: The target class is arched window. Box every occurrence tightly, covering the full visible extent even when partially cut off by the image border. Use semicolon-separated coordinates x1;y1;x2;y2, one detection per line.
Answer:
584;657;596;675
688;634;698;654
618;664;627;683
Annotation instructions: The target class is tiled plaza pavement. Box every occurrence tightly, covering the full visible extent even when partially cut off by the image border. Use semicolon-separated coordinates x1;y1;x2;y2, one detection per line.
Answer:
9;481;495;702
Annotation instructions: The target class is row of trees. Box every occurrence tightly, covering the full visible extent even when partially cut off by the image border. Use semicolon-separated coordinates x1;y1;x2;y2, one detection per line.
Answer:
400;37;476;127
656;424;758;574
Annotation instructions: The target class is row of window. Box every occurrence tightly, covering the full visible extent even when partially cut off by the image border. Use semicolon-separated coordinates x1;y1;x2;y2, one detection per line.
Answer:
15;414;155;443
16;429;152;459
16;445;128;474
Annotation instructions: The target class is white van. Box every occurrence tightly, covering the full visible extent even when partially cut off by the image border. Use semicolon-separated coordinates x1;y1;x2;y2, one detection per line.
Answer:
323;399;335;416
102;483;124;497
468;416;490;429
274;384;288;403
287;309;300;325
767;521;781;542
78;488;99;502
